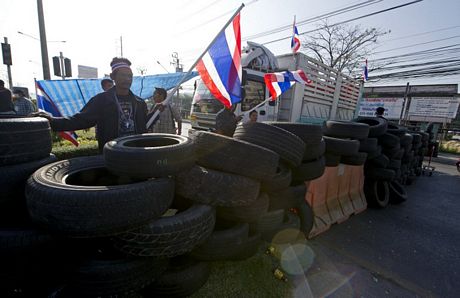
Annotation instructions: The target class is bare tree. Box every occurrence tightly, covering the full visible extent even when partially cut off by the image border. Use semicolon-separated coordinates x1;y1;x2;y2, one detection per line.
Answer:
302;20;389;74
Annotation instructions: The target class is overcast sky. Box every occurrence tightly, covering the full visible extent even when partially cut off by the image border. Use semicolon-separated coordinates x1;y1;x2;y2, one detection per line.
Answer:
1;0;459;92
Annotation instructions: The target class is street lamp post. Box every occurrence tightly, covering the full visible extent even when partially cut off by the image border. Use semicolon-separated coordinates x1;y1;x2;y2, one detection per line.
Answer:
37;0;50;80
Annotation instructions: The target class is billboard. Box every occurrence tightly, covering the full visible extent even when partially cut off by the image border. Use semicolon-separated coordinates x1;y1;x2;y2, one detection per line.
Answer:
78;65;98;79
408;97;459;119
358;97;404;120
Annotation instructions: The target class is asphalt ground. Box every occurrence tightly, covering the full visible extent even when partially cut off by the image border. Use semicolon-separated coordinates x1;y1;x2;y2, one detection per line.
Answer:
289;156;460;298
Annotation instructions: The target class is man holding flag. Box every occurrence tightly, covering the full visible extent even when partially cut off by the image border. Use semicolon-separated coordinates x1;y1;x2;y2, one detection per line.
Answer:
35;57;148;152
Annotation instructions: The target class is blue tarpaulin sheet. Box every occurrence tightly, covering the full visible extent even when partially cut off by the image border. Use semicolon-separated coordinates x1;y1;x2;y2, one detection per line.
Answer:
36;72;198;117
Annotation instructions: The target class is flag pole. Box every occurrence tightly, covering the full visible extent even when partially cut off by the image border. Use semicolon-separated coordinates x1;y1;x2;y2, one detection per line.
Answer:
147;3;245;129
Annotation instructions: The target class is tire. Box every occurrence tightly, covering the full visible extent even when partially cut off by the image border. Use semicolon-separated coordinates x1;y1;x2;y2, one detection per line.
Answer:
366;146;382;160
387;159;402;170
142;256;210;298
233;122;306;168
250;209;285;234
26;156;174;237
367;154;389;168
268;185;306;211
0;116;52;166
260;162;292;193
261;212;301;243
190;223;250;261
175;166;260;207
297;200;314;236
341;152;367;166
364;179;390;208
228;232;262;261
114;204;216;258
191;131;279;181
0;154;57;204
382;145;401;159
0;228;54;255
323;120;369;140
378;133;400;148
217;193;269;223
400;134;413;147
104;134;195;179
323;136;360;156
264;122;324;161
365;167;395;181
389;181;407;204
291;156;326;183
61;255;168;297
359;138;378;153
325;153;341;167
386;122;407;136
353;117;387;137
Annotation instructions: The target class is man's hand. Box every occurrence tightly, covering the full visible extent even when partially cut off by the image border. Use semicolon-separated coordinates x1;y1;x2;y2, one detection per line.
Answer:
31;111;52;121
236;115;243;122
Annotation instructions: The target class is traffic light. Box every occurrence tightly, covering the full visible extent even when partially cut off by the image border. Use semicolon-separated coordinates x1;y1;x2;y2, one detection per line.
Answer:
64;58;72;77
53;56;61;77
1;43;12;65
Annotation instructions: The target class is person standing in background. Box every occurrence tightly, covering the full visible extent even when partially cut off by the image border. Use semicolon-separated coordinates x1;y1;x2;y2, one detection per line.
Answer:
215;104;242;137
12;89;36;116
0;79;15;114
247;110;258;123
149;87;182;135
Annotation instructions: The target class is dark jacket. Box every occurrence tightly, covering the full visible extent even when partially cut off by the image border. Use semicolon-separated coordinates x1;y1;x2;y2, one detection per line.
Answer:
50;88;147;151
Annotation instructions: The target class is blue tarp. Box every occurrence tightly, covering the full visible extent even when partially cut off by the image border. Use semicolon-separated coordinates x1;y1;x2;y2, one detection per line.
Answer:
36;72;198;117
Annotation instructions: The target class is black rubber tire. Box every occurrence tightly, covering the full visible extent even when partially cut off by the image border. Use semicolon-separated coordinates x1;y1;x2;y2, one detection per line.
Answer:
104;133;195;179
25;156;174;237
378;133;400;148
341;152;368;166
366;146;382;160
114;204;216;258
324;153;341;167
410;133;422;144
0;228;54;255
359;138;378;153
387;159;402;170
175;166;260;207
364;179;390;208
61;255;167;297
142;256;210;298
291;156;326;183
382;145;401;160
0;154;57;204
394;148;405;160
264;122;324;161
228;232;262;261
365;167;395;181
233;122;306;168
0;116;52;166
260;162;292;193
297;200;314;236
191;130;279;181
324;136;360;156
400;134;413;147
353;117;387;137
386;122;407;136
389;181;407;204
268;185;306;211
323;120;370;140
217;193;269;223
190;223;250;261
250;209;285;235
367;154;390;168
261;212;301;243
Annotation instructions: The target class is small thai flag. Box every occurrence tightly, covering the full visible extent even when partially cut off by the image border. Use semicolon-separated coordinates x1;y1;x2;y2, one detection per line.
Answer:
363;59;369;82
264;70;311;100
291;20;301;53
36;83;79;147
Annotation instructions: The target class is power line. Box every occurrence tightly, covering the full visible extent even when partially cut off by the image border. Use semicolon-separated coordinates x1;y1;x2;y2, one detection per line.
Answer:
262;0;424;46
377;25;460;44
374;34;460;54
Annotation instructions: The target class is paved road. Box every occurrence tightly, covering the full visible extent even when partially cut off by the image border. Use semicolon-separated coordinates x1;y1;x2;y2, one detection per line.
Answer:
296;157;460;297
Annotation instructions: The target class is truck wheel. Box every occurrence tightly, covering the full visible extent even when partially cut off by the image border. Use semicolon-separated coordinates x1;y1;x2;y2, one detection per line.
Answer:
104;134;195;179
191;131;279;181
26;156;174;237
0;116;52;166
233;122;305;168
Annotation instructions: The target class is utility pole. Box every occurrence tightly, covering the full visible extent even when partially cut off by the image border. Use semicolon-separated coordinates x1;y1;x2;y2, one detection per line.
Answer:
59;52;65;80
170;52;183;114
37;0;50;80
120;36;123;57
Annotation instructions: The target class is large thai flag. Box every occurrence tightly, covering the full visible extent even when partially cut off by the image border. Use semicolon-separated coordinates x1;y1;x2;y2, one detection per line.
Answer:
291;22;301;53
196;13;242;108
36;83;79;146
264;70;311;100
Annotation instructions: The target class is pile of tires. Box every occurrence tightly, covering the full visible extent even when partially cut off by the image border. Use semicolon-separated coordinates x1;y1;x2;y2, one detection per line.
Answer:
0;116;58;296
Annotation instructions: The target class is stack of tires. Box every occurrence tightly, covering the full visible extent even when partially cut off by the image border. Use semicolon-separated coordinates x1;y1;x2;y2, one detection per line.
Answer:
17;133;216;297
322;120;369;168
0;116;58;297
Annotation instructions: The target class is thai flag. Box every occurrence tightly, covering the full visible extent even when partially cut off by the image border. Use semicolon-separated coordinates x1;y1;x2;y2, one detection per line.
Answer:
264;70;311;100
196;13;242;108
36;82;79;147
363;59;369;81
291;21;301;53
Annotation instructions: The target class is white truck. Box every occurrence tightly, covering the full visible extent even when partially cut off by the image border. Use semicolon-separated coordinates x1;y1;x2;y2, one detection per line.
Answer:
190;42;363;130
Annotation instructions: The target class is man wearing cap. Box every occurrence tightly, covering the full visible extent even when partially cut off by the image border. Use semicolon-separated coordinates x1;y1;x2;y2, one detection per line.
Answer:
34;57;148;152
12;89;36;116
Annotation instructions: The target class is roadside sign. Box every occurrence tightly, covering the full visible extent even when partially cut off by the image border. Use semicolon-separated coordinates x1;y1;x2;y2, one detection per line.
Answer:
408;97;460;119
358;97;404;119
